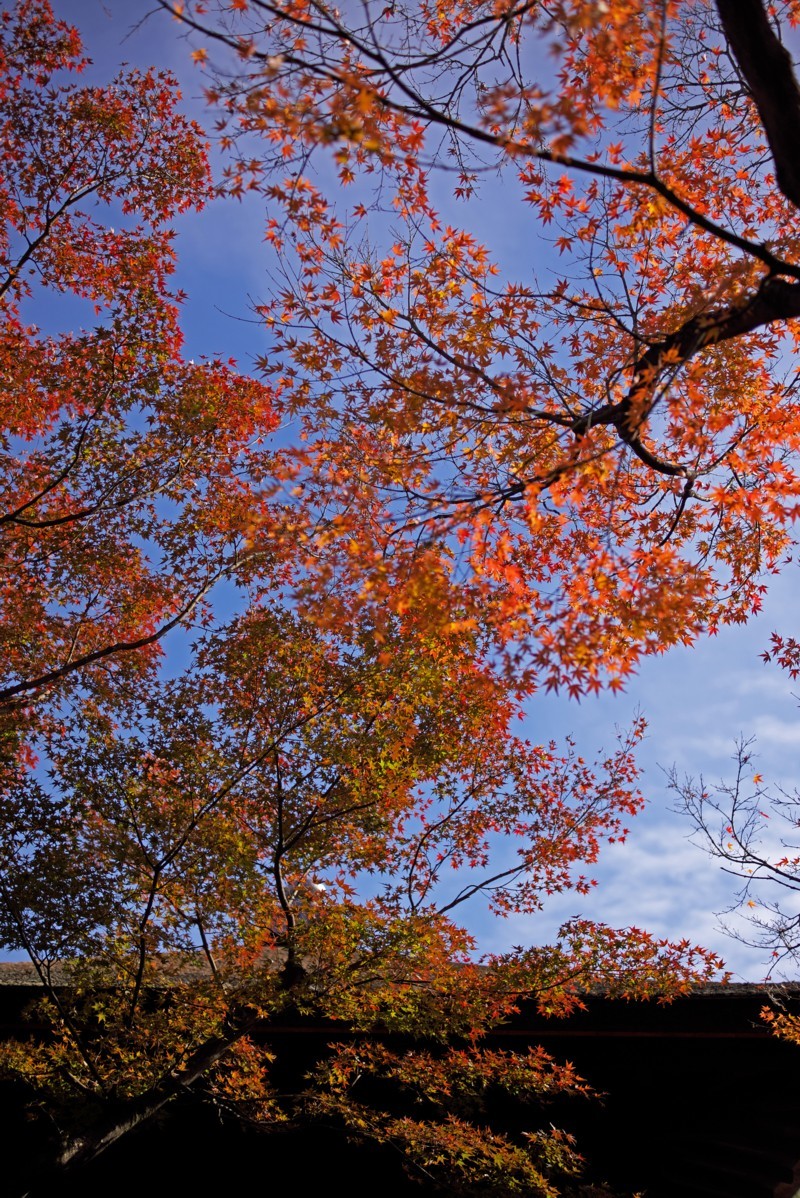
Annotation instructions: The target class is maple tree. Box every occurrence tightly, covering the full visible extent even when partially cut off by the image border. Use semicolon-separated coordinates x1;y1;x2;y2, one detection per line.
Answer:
2;601;718;1195
0;0;281;730
161;0;800;699
0;0;743;1193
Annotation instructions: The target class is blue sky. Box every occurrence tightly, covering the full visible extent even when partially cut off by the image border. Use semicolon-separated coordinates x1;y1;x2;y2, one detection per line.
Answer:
54;0;800;980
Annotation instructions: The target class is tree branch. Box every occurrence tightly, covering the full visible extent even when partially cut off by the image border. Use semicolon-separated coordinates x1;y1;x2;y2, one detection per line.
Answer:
570;274;800;476
19;1015;259;1197
716;0;800;212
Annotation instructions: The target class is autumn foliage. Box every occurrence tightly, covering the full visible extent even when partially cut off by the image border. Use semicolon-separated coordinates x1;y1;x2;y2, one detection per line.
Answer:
161;0;800;698
0;0;281;723
13;0;800;1191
